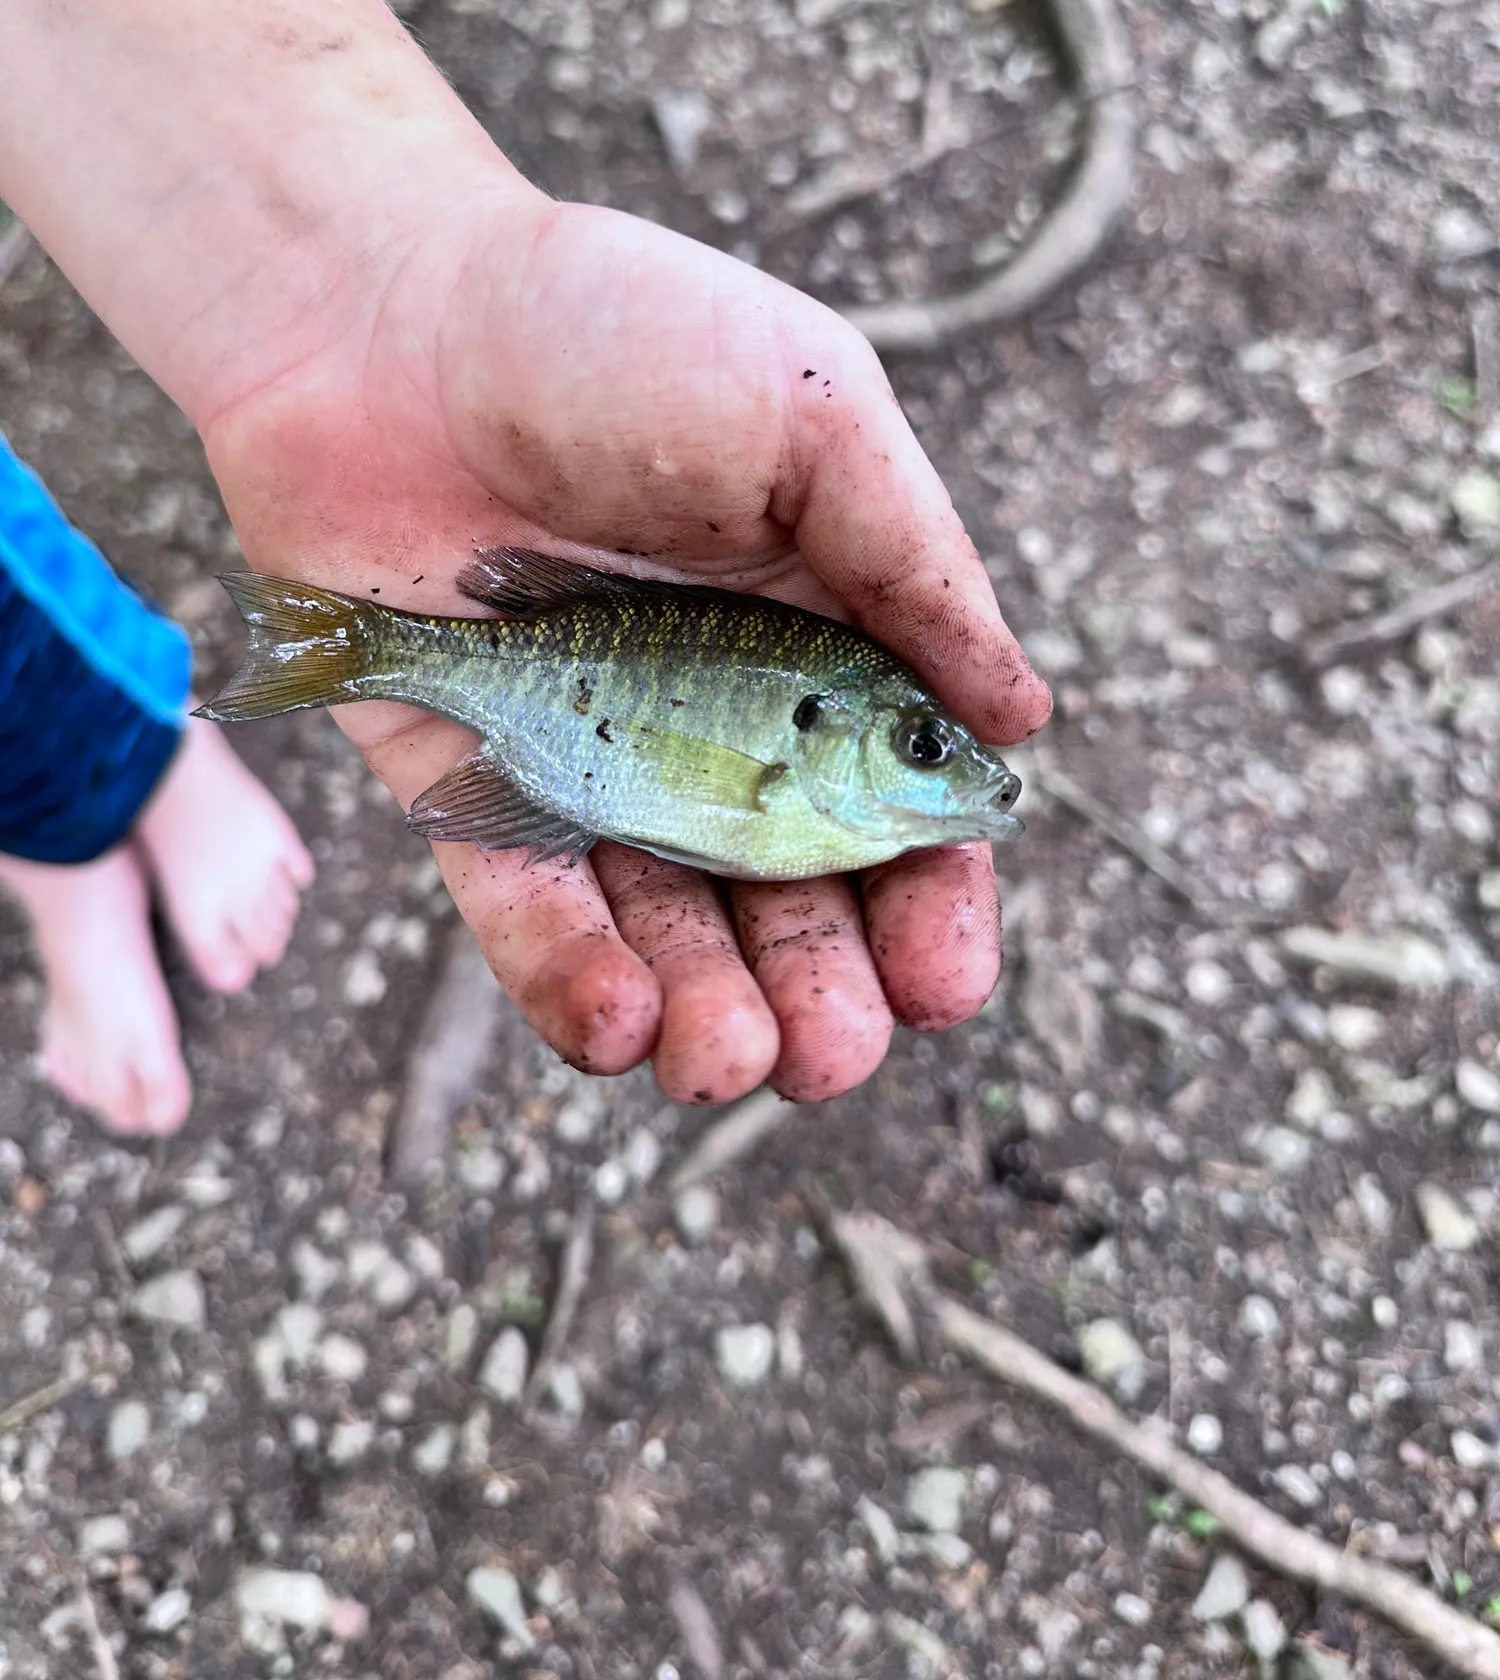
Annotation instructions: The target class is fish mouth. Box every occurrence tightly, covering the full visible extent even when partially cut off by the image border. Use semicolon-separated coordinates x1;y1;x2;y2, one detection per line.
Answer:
971;769;1024;841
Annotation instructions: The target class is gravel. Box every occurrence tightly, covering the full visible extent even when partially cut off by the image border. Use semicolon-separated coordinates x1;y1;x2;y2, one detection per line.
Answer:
1416;1181;1481;1252
1192;1555;1251;1623
478;1327;529;1405
714;1322;776;1388
903;1466;970;1534
132;1268;207;1331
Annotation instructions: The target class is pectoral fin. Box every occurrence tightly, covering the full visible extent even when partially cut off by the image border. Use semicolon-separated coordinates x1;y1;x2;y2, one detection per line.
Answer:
627;724;782;812
407;750;595;864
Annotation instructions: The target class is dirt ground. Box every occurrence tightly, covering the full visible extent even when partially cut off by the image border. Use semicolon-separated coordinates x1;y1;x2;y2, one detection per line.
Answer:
2;0;1499;1676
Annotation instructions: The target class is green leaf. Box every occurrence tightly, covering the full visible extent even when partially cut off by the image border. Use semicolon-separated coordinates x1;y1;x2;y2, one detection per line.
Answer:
1439;376;1478;417
1453;1570;1473;1598
1184;1508;1224;1538
1144;1494;1174;1522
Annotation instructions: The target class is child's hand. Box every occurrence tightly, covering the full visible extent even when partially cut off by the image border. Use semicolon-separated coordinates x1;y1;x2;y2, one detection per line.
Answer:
204;192;1050;1103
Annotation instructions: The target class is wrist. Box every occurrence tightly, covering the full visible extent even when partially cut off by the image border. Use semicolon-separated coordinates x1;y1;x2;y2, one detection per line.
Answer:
0;0;542;428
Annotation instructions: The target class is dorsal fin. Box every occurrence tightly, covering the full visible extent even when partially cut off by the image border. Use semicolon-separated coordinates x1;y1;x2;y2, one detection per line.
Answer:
457;547;636;617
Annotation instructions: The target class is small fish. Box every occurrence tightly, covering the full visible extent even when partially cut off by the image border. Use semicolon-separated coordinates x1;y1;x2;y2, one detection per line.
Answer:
196;548;1024;882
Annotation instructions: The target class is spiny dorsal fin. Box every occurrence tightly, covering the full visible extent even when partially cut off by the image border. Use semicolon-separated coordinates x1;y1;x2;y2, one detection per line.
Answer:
457;548;637;618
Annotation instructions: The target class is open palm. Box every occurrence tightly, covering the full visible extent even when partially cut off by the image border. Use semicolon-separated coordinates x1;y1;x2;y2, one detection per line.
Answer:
201;190;1051;1105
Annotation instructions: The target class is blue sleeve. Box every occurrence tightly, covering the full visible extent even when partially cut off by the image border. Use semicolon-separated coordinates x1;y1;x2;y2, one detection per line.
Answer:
0;433;191;864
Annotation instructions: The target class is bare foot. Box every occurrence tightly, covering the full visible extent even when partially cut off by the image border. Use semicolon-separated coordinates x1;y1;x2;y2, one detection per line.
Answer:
0;848;191;1135
136;716;315;993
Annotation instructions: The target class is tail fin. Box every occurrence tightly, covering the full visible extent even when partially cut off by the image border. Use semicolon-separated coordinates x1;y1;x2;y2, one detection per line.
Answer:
194;573;380;722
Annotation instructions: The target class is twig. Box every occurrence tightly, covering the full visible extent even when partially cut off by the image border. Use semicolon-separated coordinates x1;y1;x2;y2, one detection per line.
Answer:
0;218;34;290
669;1088;796;1191
523;1194;597;1413
825;1209;1500;1680
73;1579;121;1680
387;921;506;1184
1029;759;1211;910
0;1371;91;1433
666;1576;726;1680
840;0;1136;350
1303;561;1500;669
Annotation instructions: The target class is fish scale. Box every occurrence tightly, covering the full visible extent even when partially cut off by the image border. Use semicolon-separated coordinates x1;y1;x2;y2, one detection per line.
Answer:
196;547;1025;881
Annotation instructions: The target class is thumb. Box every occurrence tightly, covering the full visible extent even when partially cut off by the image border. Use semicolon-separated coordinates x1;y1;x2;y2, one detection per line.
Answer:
780;332;1051;748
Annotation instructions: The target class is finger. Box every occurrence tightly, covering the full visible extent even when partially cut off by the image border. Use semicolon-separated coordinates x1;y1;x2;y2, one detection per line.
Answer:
730;875;892;1102
861;843;1001;1032
780;325;1052;747
590;842;779;1105
344;705;663;1075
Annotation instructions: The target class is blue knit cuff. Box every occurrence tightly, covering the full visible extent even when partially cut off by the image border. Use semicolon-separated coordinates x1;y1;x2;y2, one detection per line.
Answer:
0;433;191;863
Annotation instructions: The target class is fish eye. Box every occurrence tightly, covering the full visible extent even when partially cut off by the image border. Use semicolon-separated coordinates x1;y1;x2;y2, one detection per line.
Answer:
894;714;954;768
995;773;1021;807
793;694;824;731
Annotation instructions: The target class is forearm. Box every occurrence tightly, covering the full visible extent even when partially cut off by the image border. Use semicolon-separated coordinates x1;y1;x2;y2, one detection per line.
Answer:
0;0;532;428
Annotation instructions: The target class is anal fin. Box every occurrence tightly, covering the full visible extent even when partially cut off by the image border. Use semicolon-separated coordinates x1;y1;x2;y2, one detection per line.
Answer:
407;750;595;864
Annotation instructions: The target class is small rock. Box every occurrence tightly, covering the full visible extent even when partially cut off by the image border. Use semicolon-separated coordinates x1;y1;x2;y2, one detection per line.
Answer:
1285;1068;1336;1128
466;1567;535;1649
1327;1005;1383;1052
1353;1175;1394;1236
341;948;386;1006
1272;1464;1322;1509
315;1334;369;1384
235;1568;368;1639
141;1587;192;1635
651;87;711;175
547;1363;585;1419
1452;1429;1494;1470
857;1494;901;1564
1252;1125;1312;1174
1254;8;1304;70
479;1328;529;1405
1279;927;1449;992
455;1142;506;1195
275;1302;324;1365
405;1233;445;1283
1242;1598;1288;1665
443;1303;479;1371
1433;206;1497;264
904;1466;970;1534
715;1323;776;1388
884;1610;952;1672
1078;1318;1146;1399
1372;1294;1399;1329
121;1204;186;1266
1458;1059;1500;1115
288;1238;341;1302
106;1400;151;1463
1187;1413;1223;1455
252;1335;290;1404
1478;869;1500;911
1184;959;1233;1007
133;1268;206;1332
1192;1554;1250;1622
78;1514;131;1556
326;1420;375;1466
1452;471;1500;536
1240;1295;1280;1338
1445;1320;1483;1372
412;1423;456;1477
460;1403;491;1469
1114;1592;1152;1628
1417;1181;1480;1252
1283;1642;1354;1680
921;1532;974;1571
348;1241;416;1312
593;1158;628;1205
673;1184;720;1245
